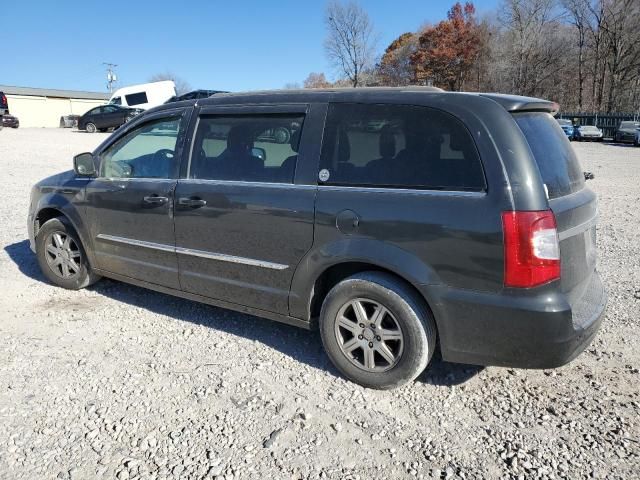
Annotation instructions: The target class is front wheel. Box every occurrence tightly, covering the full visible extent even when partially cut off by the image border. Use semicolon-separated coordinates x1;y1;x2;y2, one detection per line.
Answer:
85;122;96;133
35;217;101;290
319;272;436;389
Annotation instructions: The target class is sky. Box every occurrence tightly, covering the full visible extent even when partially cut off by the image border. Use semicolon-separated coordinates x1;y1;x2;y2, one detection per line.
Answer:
0;0;499;94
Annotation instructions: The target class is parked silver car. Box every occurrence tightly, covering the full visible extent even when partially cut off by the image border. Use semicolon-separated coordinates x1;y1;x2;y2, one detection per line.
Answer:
575;125;603;142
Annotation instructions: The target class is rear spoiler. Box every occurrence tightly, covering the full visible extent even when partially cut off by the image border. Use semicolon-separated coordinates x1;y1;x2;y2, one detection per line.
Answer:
480;93;559;114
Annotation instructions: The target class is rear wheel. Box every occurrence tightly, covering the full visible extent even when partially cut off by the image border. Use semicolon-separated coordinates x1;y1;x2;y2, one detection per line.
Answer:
85;122;96;133
35;217;100;290
319;272;436;389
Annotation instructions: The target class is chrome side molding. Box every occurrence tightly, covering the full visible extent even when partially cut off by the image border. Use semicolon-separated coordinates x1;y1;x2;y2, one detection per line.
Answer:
96;234;288;270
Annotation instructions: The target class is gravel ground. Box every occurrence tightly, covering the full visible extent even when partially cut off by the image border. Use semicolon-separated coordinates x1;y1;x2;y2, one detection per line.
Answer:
0;128;638;480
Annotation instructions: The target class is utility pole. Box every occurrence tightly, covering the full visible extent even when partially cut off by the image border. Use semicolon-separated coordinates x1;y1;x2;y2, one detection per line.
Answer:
103;63;118;93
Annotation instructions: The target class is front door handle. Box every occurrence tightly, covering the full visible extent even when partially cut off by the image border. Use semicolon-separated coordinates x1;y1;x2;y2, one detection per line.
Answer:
143;195;168;205
178;197;207;208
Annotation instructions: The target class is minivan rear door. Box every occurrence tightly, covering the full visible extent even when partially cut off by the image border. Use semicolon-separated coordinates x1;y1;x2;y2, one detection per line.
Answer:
513;112;598;304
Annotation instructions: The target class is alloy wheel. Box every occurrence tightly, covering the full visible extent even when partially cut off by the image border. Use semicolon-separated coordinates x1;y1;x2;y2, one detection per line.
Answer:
44;231;82;279
334;298;404;372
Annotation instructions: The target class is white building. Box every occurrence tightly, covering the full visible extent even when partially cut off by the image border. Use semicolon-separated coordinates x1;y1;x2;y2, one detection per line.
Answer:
0;85;109;128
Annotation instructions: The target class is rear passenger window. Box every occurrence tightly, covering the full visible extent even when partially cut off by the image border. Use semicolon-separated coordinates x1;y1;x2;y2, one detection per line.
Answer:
319;103;485;191
189;115;304;183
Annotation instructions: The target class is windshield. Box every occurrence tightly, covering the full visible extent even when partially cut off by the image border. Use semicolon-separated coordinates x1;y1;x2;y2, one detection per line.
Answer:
514;112;585;199
582;126;598;131
556;119;571;126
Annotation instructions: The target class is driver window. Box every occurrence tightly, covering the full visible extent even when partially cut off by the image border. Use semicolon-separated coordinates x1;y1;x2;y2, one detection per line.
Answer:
99;117;182;179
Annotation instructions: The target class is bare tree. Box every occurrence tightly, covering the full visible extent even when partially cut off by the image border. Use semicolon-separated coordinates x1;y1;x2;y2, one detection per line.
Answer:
303;72;332;88
498;0;564;97
148;72;191;95
324;1;378;87
600;0;640;112
563;0;590;110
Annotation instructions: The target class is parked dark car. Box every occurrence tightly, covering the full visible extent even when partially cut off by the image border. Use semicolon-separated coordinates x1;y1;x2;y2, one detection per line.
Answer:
574;125;603;141
2;113;19;128
28;88;606;389
615;121;640;143
556;118;575;140
165;89;228;103
0;91;8;114
77;105;141;133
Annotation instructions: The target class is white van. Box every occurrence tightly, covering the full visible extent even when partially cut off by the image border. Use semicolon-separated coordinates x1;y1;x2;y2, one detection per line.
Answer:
109;81;176;110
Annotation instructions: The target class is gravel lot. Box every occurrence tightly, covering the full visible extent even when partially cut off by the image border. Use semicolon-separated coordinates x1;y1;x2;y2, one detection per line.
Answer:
0;128;638;480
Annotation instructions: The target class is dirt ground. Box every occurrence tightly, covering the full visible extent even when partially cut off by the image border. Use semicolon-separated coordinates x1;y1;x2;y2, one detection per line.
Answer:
0;128;638;479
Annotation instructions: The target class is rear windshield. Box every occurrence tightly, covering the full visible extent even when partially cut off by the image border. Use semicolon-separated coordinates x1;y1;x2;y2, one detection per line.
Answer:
513;112;584;199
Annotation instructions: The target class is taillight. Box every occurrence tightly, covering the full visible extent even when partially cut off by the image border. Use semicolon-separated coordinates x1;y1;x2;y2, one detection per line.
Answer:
502;210;560;288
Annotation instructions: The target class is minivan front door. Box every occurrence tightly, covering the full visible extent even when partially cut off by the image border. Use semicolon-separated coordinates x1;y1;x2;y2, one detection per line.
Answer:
85;110;190;289
173;105;322;315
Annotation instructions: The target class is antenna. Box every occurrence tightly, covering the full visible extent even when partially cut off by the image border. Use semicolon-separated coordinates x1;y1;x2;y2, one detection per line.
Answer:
103;62;118;93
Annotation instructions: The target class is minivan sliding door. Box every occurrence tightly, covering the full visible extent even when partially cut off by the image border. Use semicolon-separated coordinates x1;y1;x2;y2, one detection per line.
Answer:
173;104;324;315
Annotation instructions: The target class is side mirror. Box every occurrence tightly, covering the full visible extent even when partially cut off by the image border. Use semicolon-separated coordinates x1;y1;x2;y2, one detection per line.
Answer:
73;152;96;176
252;147;266;162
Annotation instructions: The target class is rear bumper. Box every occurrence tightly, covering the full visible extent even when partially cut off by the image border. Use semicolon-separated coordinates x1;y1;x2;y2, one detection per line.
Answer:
429;272;606;369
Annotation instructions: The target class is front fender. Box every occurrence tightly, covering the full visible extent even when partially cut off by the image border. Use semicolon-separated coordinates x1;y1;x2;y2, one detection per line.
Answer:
30;180;94;266
289;237;442;321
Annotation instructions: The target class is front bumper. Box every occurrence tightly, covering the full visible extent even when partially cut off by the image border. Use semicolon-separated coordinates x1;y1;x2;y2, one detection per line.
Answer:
28;212;36;253
429;271;606;369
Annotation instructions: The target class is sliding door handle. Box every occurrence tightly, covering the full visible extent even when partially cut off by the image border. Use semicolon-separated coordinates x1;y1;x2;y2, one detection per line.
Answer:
178;197;207;208
143;195;168;205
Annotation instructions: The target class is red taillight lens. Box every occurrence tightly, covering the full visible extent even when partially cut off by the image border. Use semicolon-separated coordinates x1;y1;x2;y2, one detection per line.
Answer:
502;210;560;288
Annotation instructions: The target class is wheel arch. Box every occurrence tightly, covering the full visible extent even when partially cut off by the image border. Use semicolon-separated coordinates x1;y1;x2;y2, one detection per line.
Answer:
33;200;95;267
289;238;442;329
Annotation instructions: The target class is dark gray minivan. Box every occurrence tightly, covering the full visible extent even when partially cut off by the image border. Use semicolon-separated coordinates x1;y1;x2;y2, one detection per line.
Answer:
28;88;606;389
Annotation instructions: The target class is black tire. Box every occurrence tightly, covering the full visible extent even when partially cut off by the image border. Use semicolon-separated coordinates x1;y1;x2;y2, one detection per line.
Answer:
35;217;101;290
319;271;436;389
85;122;96;133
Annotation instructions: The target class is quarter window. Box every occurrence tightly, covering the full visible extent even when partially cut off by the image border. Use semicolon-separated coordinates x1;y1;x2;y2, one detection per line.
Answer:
190;114;304;183
319;103;485;191
100;117;182;179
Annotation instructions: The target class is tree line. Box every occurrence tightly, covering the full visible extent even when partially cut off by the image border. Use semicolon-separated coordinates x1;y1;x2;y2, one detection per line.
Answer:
299;0;640;114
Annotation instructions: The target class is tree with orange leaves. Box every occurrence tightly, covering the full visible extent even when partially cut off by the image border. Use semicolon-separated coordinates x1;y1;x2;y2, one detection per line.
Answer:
410;2;482;91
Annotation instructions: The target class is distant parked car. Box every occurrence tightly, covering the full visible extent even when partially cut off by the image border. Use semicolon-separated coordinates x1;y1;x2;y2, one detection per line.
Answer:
2;113;19;128
165;89;228;103
635;129;640;147
78;105;141;133
556;118;575;140
0;91;8;114
575;125;603;141
59;115;80;128
615;121;640;143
